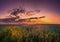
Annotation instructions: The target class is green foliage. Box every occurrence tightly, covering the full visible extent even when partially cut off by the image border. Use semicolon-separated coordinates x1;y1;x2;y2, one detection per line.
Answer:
0;25;60;42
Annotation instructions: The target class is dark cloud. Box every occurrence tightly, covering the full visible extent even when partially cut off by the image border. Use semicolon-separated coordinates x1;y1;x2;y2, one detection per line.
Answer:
0;16;45;23
10;8;25;16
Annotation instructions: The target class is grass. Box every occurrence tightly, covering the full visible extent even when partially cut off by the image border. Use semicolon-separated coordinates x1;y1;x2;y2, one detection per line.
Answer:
0;25;60;42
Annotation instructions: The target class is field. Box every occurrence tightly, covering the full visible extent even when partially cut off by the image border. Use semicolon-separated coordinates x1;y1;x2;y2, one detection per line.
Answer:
0;24;60;42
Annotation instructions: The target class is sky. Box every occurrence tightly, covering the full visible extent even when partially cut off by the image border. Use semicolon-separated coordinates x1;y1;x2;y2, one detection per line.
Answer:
0;0;60;24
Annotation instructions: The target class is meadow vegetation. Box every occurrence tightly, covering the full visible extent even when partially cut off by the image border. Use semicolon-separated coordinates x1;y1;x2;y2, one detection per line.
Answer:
0;25;60;42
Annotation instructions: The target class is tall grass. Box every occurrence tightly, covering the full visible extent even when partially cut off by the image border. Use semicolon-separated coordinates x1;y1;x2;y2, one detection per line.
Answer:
0;26;60;42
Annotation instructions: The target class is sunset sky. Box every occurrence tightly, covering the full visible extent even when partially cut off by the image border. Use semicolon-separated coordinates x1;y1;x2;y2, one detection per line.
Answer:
0;0;60;24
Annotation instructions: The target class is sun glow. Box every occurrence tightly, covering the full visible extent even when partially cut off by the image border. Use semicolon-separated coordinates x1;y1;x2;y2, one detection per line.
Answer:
41;18;53;24
21;17;53;24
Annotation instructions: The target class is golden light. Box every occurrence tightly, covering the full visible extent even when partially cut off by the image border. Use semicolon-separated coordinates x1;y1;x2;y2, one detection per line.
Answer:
21;17;53;24
41;18;53;24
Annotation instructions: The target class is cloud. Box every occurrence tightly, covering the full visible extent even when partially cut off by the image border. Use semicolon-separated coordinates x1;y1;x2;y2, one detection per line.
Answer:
10;8;26;16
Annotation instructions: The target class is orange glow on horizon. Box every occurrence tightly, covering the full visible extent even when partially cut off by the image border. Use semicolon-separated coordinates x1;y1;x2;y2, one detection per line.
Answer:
0;11;60;24
22;17;60;24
